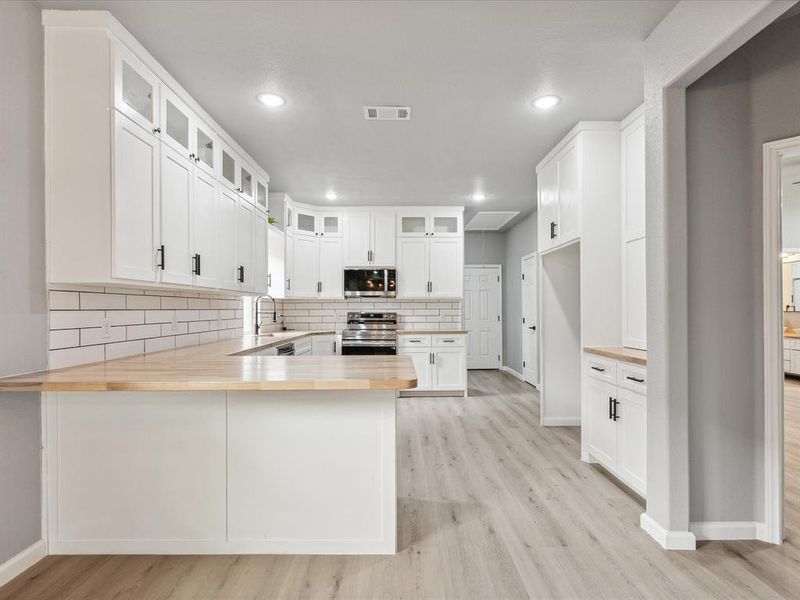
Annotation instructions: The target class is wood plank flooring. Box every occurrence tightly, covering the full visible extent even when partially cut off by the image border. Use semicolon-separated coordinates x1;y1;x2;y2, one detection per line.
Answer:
2;370;799;599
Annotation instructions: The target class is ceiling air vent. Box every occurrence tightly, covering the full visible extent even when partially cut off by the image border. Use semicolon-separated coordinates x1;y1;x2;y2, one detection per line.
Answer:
364;106;411;121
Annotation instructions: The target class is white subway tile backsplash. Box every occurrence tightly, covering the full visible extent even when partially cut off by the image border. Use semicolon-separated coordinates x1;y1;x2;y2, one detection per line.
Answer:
50;329;79;350
126;295;161;309
48;288;245;369
49;345;105;369
80;326;126;346
145;336;175;353
50;310;106;330
105;340;144;360
80;292;126;310
49;291;80;310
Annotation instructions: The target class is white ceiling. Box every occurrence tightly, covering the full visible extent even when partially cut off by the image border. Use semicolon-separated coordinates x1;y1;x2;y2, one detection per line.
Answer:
38;0;677;229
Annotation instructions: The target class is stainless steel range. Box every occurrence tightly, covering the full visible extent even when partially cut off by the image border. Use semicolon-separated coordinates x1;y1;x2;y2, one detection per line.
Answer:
341;312;397;355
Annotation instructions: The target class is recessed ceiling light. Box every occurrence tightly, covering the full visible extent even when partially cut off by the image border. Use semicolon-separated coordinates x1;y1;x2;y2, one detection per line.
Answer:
472;193;486;202
256;92;286;108
325;191;337;201
532;95;560;110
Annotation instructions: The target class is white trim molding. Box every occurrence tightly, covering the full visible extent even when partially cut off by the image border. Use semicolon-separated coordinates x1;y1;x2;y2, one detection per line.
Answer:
640;513;696;550
541;417;581;427
761;136;800;545
689;521;765;541
0;540;46;588
500;365;524;381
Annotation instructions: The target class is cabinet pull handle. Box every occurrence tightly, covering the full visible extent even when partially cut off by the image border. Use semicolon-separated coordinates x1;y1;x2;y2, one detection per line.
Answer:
195;155;200;163
268;273;272;287
550;221;557;239
333;340;337;353
286;278;291;291
238;265;245;283
609;396;613;420
591;366;605;372
189;153;196;160
157;244;165;270
317;281;322;293
442;339;455;343
192;253;201;275
153;127;161;134
409;339;421;343
432;353;435;365
612;398;620;421
626;376;645;384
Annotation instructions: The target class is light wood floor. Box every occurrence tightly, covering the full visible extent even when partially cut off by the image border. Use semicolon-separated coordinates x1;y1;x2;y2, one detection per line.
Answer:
2;370;799;599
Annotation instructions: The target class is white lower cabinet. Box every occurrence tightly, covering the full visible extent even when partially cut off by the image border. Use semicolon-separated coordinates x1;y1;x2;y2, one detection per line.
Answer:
583;354;647;496
398;334;466;394
312;334;336;355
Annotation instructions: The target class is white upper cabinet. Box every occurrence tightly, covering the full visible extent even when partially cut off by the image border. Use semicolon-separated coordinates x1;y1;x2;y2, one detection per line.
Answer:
294;206;318;237
319;213;342;237
114;42;159;133
191;169;218;289
621;108;646;349
112;112;160;282
217;189;239;290
319;236;344;297
537;159;559;249
267;226;285;298
253;210;269;295
159;144;194;286
397;211;462;239
397;238;429;298
428;237;463;297
290;234;320;297
236;201;254;291
537;141;580;252
44;13;271;294
343;211;396;267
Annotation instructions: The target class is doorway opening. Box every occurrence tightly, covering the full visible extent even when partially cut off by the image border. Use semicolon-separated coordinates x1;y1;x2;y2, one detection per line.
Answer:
464;265;502;370
763;135;800;545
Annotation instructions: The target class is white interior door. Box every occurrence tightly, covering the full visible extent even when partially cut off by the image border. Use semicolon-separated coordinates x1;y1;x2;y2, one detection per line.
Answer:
522;254;539;384
464;266;501;369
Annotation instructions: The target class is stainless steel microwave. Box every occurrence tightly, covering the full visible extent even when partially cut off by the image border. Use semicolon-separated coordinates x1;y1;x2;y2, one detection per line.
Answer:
344;268;397;298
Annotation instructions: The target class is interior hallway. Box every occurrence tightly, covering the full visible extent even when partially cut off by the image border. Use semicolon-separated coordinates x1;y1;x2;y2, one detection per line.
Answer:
2;371;799;600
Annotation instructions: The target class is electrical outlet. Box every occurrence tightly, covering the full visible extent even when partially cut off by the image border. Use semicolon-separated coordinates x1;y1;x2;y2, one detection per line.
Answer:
100;317;111;339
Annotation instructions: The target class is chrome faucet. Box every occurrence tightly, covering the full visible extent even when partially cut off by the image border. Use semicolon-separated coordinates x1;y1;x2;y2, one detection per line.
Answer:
254;295;277;335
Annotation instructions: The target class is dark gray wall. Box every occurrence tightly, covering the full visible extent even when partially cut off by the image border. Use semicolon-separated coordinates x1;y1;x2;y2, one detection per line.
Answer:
503;212;537;373
0;1;46;563
686;12;800;523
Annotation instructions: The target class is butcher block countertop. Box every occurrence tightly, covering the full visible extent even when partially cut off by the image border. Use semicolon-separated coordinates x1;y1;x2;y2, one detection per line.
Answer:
0;331;418;392
583;346;647;366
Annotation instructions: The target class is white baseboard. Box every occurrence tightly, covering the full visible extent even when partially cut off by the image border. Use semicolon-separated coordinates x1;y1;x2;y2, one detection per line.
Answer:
0;539;46;588
689;521;764;541
541;417;581;426
640;513;696;550
501;365;540;389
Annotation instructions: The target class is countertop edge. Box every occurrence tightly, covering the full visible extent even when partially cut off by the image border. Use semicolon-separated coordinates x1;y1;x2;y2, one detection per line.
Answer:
583;346;647;366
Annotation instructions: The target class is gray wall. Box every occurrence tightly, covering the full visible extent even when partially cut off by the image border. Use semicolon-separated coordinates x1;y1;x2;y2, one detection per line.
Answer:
502;212;537;373
685;12;800;523
0;1;47;563
464;231;506;265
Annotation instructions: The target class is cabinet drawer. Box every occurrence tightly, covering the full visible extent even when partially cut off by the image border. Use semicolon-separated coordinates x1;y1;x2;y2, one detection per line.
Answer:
398;335;432;348
433;335;465;348
585;355;616;384
618;363;647;395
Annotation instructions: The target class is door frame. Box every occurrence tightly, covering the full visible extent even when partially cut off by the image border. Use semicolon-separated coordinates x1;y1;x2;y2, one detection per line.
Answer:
762;135;800;544
464;264;503;369
521;251;539;386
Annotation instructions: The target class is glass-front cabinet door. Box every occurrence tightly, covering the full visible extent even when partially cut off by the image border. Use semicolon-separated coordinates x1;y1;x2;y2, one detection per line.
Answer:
114;42;160;133
193;120;216;177
320;214;341;237
295;207;317;237
398;213;429;237
218;139;239;192
160;86;192;157
432;215;460;237
239;164;254;203
256;178;268;210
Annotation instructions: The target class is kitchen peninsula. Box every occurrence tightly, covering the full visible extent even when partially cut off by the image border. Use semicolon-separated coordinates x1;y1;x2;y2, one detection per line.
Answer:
0;333;416;555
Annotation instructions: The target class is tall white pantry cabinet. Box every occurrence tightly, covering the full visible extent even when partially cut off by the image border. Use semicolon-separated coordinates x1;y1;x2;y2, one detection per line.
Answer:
44;11;270;294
